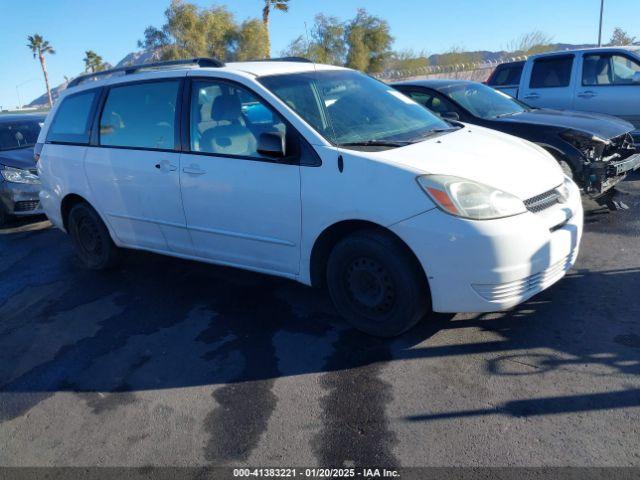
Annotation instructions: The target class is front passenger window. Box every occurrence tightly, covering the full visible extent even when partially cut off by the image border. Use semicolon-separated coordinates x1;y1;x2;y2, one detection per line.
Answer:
190;80;286;158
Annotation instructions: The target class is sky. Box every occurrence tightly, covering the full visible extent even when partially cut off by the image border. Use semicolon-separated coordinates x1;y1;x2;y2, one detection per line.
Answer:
0;0;637;109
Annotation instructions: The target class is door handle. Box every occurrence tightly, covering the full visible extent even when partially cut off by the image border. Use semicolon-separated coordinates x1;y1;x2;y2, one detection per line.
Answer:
523;93;540;100
577;91;597;99
182;165;206;175
154;160;177;172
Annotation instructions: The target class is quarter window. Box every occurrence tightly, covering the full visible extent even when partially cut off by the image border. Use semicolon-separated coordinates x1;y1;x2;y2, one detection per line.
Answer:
489;64;523;86
47;90;97;144
189;80;286;158
99;80;180;150
530;56;574;88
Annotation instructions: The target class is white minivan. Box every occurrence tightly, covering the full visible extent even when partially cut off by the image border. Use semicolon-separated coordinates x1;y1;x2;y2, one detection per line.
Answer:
36;58;583;336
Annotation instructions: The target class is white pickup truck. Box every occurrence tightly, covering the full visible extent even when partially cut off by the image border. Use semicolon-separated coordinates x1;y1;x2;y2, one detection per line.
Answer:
487;47;640;144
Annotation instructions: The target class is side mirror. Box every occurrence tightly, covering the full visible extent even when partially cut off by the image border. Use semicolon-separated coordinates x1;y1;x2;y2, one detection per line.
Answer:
257;132;286;158
632;72;640;84
441;111;460;121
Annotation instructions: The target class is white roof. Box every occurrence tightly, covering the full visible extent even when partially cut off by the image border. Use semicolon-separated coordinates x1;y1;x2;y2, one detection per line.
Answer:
61;60;347;96
530;45;640;59
223;61;346;77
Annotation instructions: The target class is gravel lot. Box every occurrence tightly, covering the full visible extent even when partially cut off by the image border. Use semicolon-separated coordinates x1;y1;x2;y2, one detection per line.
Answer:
1;173;639;468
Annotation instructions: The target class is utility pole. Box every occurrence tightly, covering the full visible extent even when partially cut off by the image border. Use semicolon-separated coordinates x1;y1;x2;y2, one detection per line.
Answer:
598;0;604;47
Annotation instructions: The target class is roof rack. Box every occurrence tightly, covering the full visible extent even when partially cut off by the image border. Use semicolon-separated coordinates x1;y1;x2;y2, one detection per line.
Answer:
67;57;225;88
247;57;312;63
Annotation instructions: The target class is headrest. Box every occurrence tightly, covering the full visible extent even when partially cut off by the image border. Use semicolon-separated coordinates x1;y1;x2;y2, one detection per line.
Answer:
211;94;242;122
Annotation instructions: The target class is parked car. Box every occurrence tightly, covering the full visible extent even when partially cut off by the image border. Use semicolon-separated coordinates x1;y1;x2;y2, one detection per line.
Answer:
36;58;583;337
0;114;46;226
392;79;640;197
485;47;640;145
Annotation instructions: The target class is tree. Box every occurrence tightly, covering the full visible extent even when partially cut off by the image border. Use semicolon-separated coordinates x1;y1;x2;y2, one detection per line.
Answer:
139;0;237;61
309;14;346;65
236;19;269;61
261;0;290;57
262;0;289;27
387;49;429;72
345;9;393;73
434;47;480;68
27;34;55;108
83;50;107;73
281;14;345;65
608;27;637;46
506;31;554;56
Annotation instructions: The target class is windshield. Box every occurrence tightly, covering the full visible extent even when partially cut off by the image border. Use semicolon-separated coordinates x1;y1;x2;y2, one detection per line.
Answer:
259;70;451;147
439;83;529;119
0;119;43;151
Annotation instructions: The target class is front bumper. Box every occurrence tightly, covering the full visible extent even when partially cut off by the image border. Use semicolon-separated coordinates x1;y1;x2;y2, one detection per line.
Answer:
0;180;43;216
390;181;583;313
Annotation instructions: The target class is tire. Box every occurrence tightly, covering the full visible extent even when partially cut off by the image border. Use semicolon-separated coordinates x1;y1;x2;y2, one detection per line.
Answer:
326;229;430;337
67;202;121;270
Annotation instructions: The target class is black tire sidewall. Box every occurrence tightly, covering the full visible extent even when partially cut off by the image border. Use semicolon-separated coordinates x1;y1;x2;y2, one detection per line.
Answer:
326;230;429;337
68;203;119;270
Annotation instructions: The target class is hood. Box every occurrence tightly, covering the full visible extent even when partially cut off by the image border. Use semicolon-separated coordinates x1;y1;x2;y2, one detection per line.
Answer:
497;108;634;139
369;125;564;200
0;146;37;170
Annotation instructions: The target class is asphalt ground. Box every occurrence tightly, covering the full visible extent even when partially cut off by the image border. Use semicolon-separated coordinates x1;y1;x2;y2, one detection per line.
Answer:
0;172;639;468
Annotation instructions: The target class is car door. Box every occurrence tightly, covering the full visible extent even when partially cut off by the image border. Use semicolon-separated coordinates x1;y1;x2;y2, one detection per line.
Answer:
84;76;192;254
519;55;576;110
178;77;301;275
575;52;640;130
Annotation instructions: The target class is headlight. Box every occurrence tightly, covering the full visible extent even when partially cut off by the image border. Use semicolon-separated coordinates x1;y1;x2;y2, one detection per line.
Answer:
559;130;609;161
0;165;40;184
416;174;527;220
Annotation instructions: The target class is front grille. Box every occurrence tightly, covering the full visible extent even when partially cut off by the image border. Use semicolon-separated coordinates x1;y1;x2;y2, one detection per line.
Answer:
524;187;560;213
472;251;576;303
14;200;40;212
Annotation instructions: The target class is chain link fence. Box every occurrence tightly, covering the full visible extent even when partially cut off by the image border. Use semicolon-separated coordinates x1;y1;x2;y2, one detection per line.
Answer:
374;56;529;83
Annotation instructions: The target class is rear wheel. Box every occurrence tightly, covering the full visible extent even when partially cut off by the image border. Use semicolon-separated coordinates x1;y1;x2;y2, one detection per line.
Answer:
67;202;121;270
326;229;429;337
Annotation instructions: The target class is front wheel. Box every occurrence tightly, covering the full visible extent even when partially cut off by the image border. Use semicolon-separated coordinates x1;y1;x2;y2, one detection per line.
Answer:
326;230;430;337
67;202;121;270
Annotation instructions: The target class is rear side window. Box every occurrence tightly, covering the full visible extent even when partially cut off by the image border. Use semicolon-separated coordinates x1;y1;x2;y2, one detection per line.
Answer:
583;54;640;86
489;63;523;86
530;56;574;88
47;90;97;144
99;80;180;150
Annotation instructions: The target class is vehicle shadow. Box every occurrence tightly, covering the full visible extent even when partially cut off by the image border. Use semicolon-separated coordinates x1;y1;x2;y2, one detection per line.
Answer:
0;214;50;235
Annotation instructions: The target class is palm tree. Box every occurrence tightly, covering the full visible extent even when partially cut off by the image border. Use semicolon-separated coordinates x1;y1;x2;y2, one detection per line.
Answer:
83;50;106;73
27;34;55;108
262;0;289;58
262;0;289;28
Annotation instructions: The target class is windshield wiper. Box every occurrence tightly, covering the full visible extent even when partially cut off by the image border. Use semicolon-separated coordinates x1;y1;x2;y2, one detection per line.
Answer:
338;140;410;148
495;111;520;118
408;127;459;142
